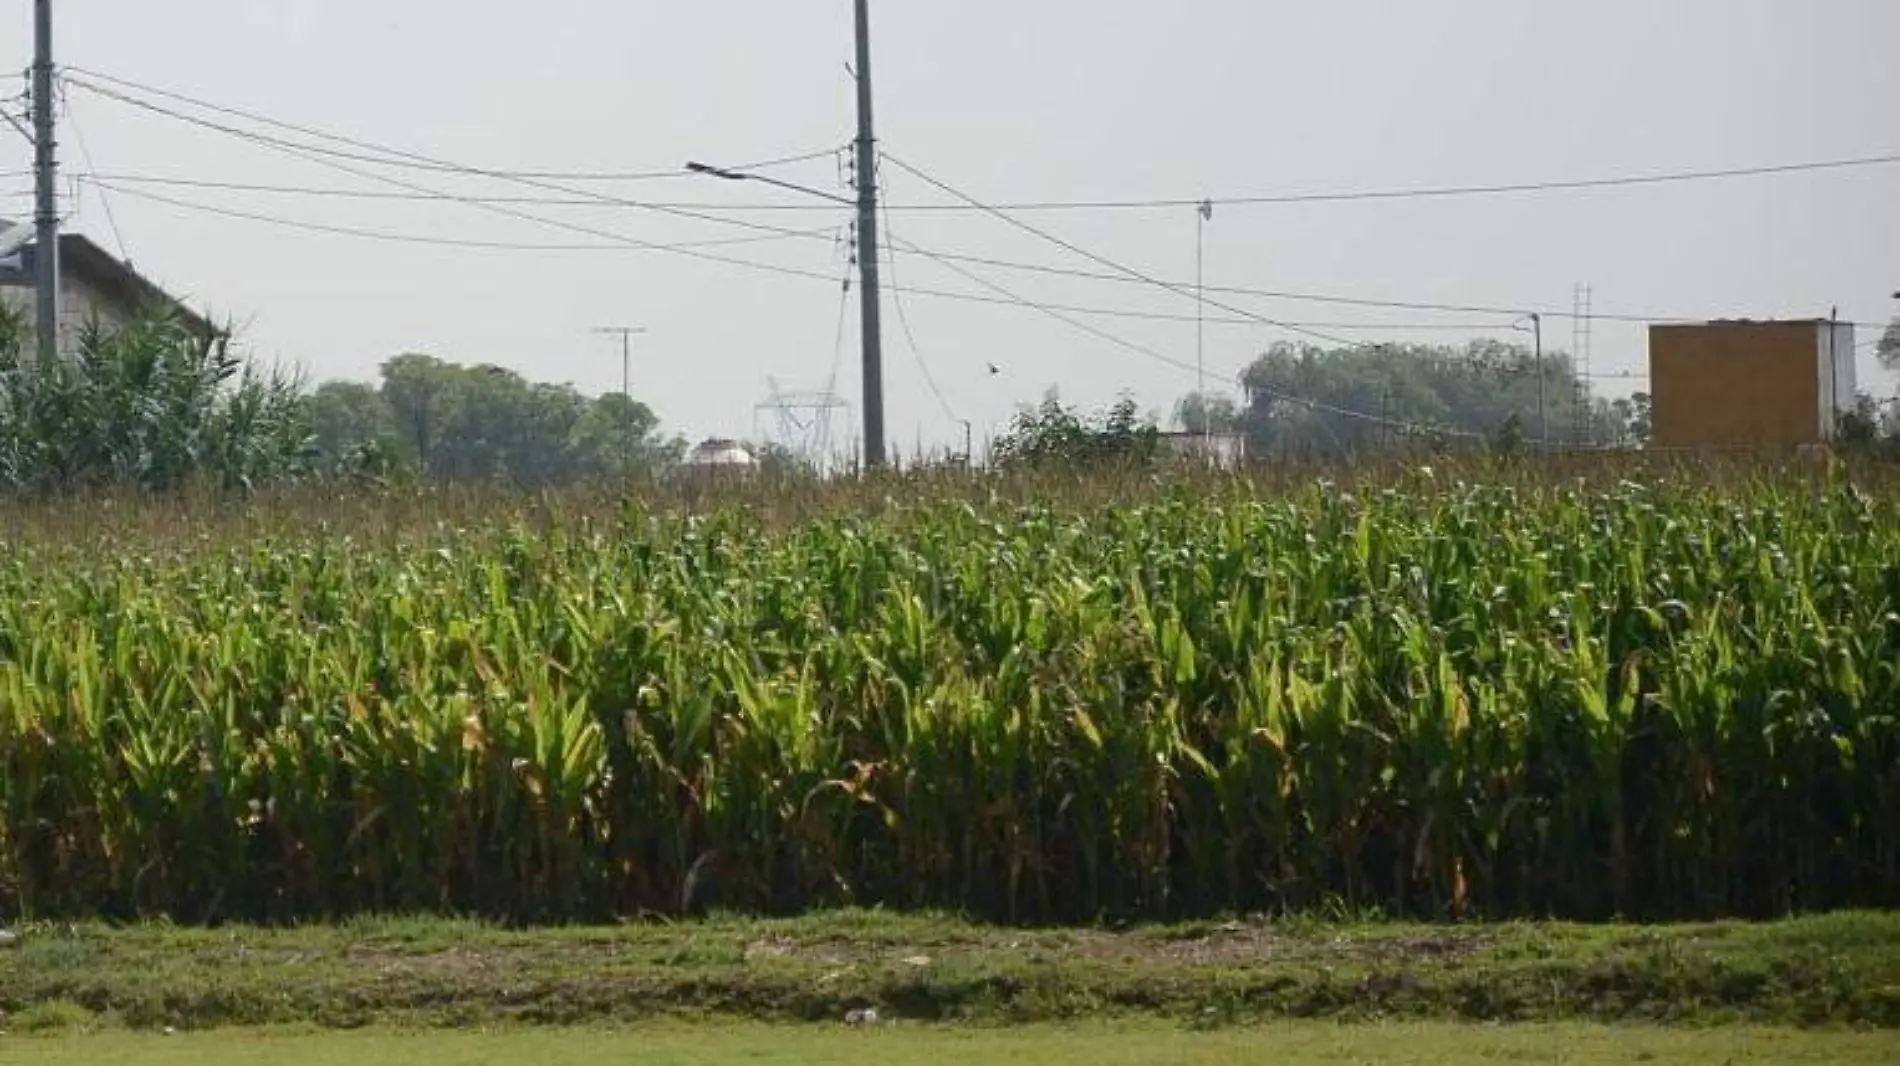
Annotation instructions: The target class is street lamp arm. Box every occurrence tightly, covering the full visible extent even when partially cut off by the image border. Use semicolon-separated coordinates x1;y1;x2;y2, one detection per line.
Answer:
683;160;854;206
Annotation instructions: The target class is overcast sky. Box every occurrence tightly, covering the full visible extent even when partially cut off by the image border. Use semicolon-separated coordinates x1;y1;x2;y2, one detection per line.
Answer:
3;1;1896;454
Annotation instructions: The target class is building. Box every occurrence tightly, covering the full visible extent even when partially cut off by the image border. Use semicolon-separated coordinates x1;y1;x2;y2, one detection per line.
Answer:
0;221;216;358
675;437;759;485
1647;319;1858;450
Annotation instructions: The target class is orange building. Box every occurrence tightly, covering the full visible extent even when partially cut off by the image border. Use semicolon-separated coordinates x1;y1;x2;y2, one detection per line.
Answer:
1647;319;1858;450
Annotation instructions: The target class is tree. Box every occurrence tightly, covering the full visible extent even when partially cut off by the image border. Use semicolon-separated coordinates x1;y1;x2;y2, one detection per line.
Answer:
1877;317;1899;371
1234;339;1619;459
378;353;454;473
1607;392;1653;448
992;391;1159;469
307;381;402;463
1173;391;1240;435
568;391;676;480
367;354;682;487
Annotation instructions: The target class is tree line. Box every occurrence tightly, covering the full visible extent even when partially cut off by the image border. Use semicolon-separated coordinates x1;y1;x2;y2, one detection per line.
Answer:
4;306;1896;495
0;307;685;495
1004;331;1900;468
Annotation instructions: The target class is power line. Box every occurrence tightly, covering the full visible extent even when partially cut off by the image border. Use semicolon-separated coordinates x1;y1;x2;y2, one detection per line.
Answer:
64;69;1889;357
63;66;837;182
82;177;839;253
60;87;131;263
62;69;1900;212
77;168;1887;348
869;233;1894;331
72;145;1545;338
880;205;960;427
60;171;863;211
55;168;1892;332
1246;383;1485;441
875;151;1900;213
61;75;837;244
92;170;1577;341
884;151;1365;349
886;229;1206;378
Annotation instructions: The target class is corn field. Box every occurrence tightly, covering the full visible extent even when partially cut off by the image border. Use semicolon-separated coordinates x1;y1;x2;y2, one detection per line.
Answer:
1;465;1896;925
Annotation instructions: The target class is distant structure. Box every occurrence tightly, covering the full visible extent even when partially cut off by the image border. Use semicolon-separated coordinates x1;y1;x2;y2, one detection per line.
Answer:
0;221;215;357
1648;319;1857;450
755;376;850;475
682;438;757;471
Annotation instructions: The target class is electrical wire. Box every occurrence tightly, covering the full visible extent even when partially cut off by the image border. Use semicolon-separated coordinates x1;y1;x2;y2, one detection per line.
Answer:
62;172;861;211
82;177;839;253
63;66;837;182
61;75;838;244
885;229;1204;378
874;151;1900;212
60;88;132;263
56;166;1894;332
884;151;1366;349
82;160;1561;339
62;69;1900;213
880;187;960;427
1246;383;1485;441
883;156;1577;444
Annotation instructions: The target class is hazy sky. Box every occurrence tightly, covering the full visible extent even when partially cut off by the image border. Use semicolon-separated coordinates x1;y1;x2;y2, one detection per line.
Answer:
4;1;1896;454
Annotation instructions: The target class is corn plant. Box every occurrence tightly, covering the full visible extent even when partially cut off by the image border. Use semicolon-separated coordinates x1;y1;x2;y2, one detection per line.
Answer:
0;463;1895;924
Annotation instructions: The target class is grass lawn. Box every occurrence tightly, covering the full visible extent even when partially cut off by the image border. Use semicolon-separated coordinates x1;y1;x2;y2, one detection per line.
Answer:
8;1022;1900;1066
2;910;1897;1033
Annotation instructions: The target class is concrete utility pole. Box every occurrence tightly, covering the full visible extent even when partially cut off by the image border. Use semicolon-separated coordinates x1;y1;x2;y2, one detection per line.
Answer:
1196;199;1213;449
32;0;59;369
1509;313;1546;449
853;0;887;469
1532;312;1545;448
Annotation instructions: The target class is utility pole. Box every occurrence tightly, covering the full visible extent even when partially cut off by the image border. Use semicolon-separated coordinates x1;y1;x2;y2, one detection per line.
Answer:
593;325;646;402
852;0;887;470
1529;313;1545;449
593;325;647;467
1197;200;1212;449
32;0;59;369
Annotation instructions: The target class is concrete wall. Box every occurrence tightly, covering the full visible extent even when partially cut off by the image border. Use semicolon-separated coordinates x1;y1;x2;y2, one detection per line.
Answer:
1648;322;1834;449
0;274;138;358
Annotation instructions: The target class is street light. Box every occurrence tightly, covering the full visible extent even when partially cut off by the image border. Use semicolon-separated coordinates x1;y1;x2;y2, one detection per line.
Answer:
684;161;855;206
686;158;883;469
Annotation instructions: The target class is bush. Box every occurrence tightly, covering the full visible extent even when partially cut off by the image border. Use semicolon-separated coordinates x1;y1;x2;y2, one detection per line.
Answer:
0;306;313;495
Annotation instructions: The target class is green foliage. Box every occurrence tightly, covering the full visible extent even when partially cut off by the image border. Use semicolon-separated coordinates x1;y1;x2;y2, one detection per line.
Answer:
4;913;1898;1033
1173;391;1240;435
0;467;1894;925
992;393;1159;469
1837;393;1900;459
361;352;676;486
1876;317;1899;372
0;305;312;494
1237;340;1622;457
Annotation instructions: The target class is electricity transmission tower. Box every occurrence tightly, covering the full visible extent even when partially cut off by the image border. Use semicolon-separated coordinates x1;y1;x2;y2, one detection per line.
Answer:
756;376;851;474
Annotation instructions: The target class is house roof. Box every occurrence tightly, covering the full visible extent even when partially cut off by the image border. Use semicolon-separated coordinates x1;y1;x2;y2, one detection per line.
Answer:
0;220;217;340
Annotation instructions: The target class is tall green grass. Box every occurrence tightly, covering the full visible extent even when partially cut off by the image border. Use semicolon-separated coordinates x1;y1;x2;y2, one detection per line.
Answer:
1;461;1895;924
